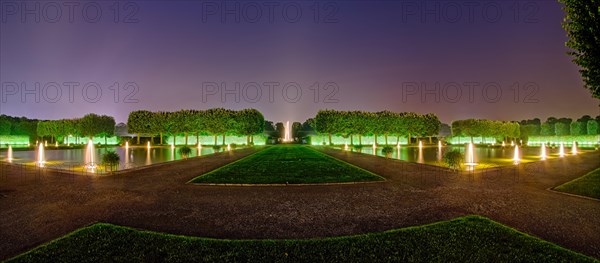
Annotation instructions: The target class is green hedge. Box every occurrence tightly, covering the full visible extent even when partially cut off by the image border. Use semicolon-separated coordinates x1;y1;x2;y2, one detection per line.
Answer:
528;135;600;146
0;135;31;147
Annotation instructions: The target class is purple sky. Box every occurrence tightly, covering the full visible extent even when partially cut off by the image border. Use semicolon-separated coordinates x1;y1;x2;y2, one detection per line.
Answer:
1;0;598;124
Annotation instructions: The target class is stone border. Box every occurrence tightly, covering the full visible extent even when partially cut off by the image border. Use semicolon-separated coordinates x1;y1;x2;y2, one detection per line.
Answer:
546;188;600;202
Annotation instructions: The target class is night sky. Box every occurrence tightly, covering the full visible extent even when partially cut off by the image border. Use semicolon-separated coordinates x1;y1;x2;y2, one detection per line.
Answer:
1;0;598;124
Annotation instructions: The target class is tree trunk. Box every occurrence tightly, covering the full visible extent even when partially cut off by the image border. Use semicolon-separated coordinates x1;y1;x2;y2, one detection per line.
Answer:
214;135;217;145
328;133;332;145
359;135;362;145
185;132;188;145
350;135;354;145
196;132;199;145
247;135;250;145
407;133;411;145
396;135;400;144
160;133;163;145
374;134;378;145
173;135;176;146
105;136;107;145
429;136;432;144
385;134;388;145
222;134;225;145
251;135;254;143
137;134;140;144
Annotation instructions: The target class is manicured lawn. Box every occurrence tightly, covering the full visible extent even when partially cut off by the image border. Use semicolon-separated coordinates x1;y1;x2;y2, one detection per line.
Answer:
190;145;383;184
8;216;595;262
555;168;600;199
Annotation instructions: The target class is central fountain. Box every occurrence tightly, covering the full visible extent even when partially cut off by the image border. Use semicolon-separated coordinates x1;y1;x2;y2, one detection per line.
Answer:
283;121;291;142
571;141;577;155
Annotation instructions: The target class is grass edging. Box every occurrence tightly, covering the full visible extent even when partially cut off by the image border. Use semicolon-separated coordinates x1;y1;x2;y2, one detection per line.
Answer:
7;215;597;262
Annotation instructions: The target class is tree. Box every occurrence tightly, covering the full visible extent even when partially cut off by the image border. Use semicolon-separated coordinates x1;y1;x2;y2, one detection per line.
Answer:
570;121;586;135
555;122;570;136
80;114;104;139
98;115;116;145
560;0;600;99
0;117;11;135
127;110;153;144
540;122;555;136
587;119;599;135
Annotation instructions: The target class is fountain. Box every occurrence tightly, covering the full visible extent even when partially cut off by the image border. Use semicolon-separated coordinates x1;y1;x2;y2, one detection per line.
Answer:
283;121;292;142
55;142;58;148
511;141;514;147
540;143;547;160
227;144;231;151
465;142;477;167
44;141;48;147
437;141;442;161
197;143;202;156
372;143;376;155
502;141;506;147
7;145;13;162
344;143;349;151
559;142;565;157
147;141;151;150
171;143;175;150
84;139;97;170
397;142;401;149
571;141;577;155
36;143;45;167
513;145;520;164
417;141;424;163
125;141;129;150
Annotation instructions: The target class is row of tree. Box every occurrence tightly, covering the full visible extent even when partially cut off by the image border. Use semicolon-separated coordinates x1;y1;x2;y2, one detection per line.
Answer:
37;114;116;144
451;119;520;142
127;108;264;145
314;110;441;145
0;115;39;138
520;115;600;137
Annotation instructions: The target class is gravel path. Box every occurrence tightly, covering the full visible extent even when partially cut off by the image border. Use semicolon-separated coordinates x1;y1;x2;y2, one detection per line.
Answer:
0;146;599;260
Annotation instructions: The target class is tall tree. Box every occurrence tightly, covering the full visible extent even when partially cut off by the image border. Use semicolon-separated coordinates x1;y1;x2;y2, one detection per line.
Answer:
560;0;600;99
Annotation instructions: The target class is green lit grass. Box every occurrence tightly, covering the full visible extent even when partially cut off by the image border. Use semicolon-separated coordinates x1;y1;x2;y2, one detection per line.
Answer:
555;168;600;199
8;216;595;262
190;145;383;184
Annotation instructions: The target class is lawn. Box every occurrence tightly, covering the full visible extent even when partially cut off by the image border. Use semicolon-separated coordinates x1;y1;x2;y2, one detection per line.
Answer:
190;145;384;184
8;216;595;262
554;167;600;199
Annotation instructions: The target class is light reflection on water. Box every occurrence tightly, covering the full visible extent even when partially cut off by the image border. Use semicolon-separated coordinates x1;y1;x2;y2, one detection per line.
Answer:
2;146;221;171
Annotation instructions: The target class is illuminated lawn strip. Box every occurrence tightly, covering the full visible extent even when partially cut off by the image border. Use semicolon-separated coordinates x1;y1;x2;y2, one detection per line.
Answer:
190;145;384;184
554;168;600;199
8;216;595;262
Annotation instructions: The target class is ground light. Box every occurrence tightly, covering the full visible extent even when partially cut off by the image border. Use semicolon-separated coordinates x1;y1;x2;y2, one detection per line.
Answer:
344;143;349;151
572;141;578;155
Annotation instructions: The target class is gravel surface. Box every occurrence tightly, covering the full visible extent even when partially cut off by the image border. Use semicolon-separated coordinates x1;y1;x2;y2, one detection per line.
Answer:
0;146;599;260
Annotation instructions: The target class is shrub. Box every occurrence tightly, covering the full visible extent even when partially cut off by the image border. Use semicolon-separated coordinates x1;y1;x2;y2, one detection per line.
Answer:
178;146;192;158
443;150;464;171
381;146;394;157
102;151;120;172
212;145;221;151
229;143;238;149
